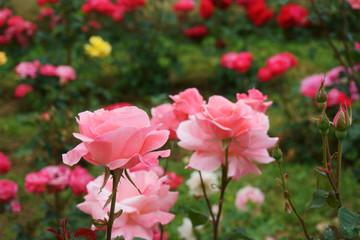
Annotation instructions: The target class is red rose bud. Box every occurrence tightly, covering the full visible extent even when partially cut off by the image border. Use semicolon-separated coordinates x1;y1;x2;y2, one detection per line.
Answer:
333;105;352;140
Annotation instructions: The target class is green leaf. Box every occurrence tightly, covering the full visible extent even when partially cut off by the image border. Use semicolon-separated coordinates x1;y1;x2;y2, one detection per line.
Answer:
321;226;338;240
226;227;254;240
326;190;339;208
306;190;328;211
314;169;332;191
338;206;360;239
187;208;208;227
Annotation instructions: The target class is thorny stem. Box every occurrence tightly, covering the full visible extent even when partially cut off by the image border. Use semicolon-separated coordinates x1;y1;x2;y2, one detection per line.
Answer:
106;171;121;240
213;146;231;240
277;162;311;240
336;140;343;195
199;171;216;224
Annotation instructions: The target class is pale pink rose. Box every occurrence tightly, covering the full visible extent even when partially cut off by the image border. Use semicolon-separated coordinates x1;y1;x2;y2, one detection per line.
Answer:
10;201;21;213
150;103;181;139
55;65;76;84
169;88;205;121
236;88;272;113
129;162;164;176
0;152;11;174
14;60;40;79
347;0;360;9
177;95;278;180
14;84;33;98
69;166;94;196
220;52;238;69
25;171;49;194
62;107;170;170
235;186;264;211
40;165;71;193
0;179;18;203
77;170;178;240
40;64;57;76
164;172;184;190
300;73;326;98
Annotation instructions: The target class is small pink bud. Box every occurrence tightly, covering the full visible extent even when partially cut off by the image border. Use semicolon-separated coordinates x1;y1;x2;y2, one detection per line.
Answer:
333;105;351;131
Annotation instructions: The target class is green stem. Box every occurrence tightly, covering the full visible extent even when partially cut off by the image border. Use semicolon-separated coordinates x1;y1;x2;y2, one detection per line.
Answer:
336;140;343;194
199;171;216;224
106;171;120;240
322;135;328;169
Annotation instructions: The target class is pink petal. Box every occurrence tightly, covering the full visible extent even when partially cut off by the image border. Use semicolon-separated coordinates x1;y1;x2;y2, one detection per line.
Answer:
62;143;88;166
187;151;223;171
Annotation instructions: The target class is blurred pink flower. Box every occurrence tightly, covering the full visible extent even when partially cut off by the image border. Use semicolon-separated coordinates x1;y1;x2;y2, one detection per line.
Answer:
62;107;170;170
355;42;360;50
220;52;239;69
77;170;178;240
236;88;272;113
347;0;360;9
10;201;21;213
183;25;208;39
37;0;59;7
257;66;274;82
235;186;264;211
0;179;18;203
25;171;49;194
40;64;57;76
164;172;184;190
0;152;11;174
150;103;180;139
232;52;253;73
40;165;71;193
173;0;195;12
177;93;278;180
14;84;33;98
300;73;325;98
56;65;76;84
69;166;94;196
169;88;205;121
0;8;12;27
199;0;214;19
266;52;297;75
103;102;132;110
15;60;40;79
327;88;352;107
41;111;51;121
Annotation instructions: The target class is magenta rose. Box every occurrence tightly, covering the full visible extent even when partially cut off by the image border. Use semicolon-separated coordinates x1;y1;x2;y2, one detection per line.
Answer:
39;64;57;76
14;84;33;98
177;93;277;180
0;152;11;174
25;171;49;194
232;52;253;73
220;52;239;69
69;166;94;196
62;107;170;170
257;66;274;82
77;170;178;240
0;179;18;203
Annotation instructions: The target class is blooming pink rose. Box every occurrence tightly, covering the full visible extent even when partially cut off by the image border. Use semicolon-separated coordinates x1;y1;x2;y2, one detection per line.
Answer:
0;179;18;203
10;201;21;213
69;166;94;196
14;60;40;79
173;0;195;12
169;88;205;121
257;66;274;82
40;165;71;193
25;171;49;194
232;52;253;73
40;64;57;76
62;107;170;170
14;84;34;98
220;52;239;69
56;65;76;84
130;162;164;176
347;0;360;9
236;88;272;113
103;102;132;110
327;88;352;107
266;52;297;75
150;103;181;140
77;170;178;240
177;94;278;180
235;186;264;211
0;152;11;174
300;74;326;98
164;172;184;190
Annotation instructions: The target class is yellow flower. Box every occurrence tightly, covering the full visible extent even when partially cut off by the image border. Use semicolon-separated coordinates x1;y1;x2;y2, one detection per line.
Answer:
84;36;112;58
0;51;7;65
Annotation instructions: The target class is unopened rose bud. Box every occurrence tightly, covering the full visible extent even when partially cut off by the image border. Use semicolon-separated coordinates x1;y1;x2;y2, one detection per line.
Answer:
315;80;327;108
284;190;290;199
333;105;352;140
317;110;330;136
272;144;283;164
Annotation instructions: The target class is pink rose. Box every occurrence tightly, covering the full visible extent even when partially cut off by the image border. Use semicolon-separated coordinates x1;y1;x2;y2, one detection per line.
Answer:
347;0;360;9
235;186;264;211
129;162;164;176
55;65;76;84
266;52;297;75
14;60;40;79
14;84;33;98
40;64;57;76
257;66;274;82
164;172;184;190
169;88;205;121
10;201;21;213
25;171;49;194
62;107;170;170
232;52;253;73
355;42;360;50
173;0;195;12
69;166;94;196
77;170;178;240
0;152;11;174
103;102;132;110
177;94;278;180
327;88;352;107
0;179;18;203
236;88;272;113
150;103;180;140
300;74;326;98
40;165;71;193
220;52;238;69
